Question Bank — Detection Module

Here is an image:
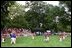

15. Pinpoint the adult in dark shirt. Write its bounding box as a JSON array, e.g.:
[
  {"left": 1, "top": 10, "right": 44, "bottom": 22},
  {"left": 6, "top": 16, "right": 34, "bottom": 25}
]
[{"left": 10, "top": 30, "right": 16, "bottom": 44}]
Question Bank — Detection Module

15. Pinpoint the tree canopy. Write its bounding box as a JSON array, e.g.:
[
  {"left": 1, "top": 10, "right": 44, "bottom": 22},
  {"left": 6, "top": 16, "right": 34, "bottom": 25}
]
[{"left": 1, "top": 1, "right": 71, "bottom": 32}]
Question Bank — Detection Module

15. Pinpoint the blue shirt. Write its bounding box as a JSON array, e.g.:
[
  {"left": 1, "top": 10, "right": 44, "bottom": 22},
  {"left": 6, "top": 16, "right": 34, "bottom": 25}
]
[{"left": 10, "top": 33, "right": 16, "bottom": 38}]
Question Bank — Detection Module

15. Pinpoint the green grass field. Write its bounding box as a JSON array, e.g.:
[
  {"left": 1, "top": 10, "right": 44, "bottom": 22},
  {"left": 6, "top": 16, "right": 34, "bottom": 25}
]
[{"left": 1, "top": 35, "right": 71, "bottom": 47}]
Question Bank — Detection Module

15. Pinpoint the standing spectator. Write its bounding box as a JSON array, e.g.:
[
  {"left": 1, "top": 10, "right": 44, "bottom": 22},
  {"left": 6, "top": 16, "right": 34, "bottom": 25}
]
[
  {"left": 59, "top": 32, "right": 63, "bottom": 42},
  {"left": 44, "top": 30, "right": 51, "bottom": 42}
]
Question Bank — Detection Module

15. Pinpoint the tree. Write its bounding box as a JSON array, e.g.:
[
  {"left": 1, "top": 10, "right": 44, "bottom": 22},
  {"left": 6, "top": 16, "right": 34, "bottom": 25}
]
[
  {"left": 24, "top": 1, "right": 48, "bottom": 31},
  {"left": 24, "top": 1, "right": 71, "bottom": 32},
  {"left": 5, "top": 2, "right": 27, "bottom": 28},
  {"left": 1, "top": 1, "right": 15, "bottom": 27},
  {"left": 59, "top": 1, "right": 71, "bottom": 32},
  {"left": 59, "top": 1, "right": 71, "bottom": 12},
  {"left": 1, "top": 1, "right": 71, "bottom": 32}
]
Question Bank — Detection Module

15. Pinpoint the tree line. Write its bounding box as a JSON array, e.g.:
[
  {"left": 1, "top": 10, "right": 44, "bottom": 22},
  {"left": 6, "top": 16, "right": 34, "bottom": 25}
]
[{"left": 1, "top": 1, "right": 71, "bottom": 32}]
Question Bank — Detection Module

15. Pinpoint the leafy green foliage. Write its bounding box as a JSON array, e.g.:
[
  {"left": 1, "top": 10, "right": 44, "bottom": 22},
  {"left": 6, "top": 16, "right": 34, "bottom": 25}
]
[{"left": 1, "top": 1, "right": 71, "bottom": 32}]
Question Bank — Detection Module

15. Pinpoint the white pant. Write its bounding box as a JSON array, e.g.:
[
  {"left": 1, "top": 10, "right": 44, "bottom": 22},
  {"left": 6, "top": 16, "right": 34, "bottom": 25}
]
[
  {"left": 11, "top": 38, "right": 16, "bottom": 44},
  {"left": 44, "top": 37, "right": 49, "bottom": 41},
  {"left": 32, "top": 36, "right": 34, "bottom": 39},
  {"left": 60, "top": 38, "right": 62, "bottom": 42},
  {"left": 63, "top": 36, "right": 65, "bottom": 39},
  {"left": 2, "top": 38, "right": 5, "bottom": 42},
  {"left": 47, "top": 37, "right": 49, "bottom": 41}
]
